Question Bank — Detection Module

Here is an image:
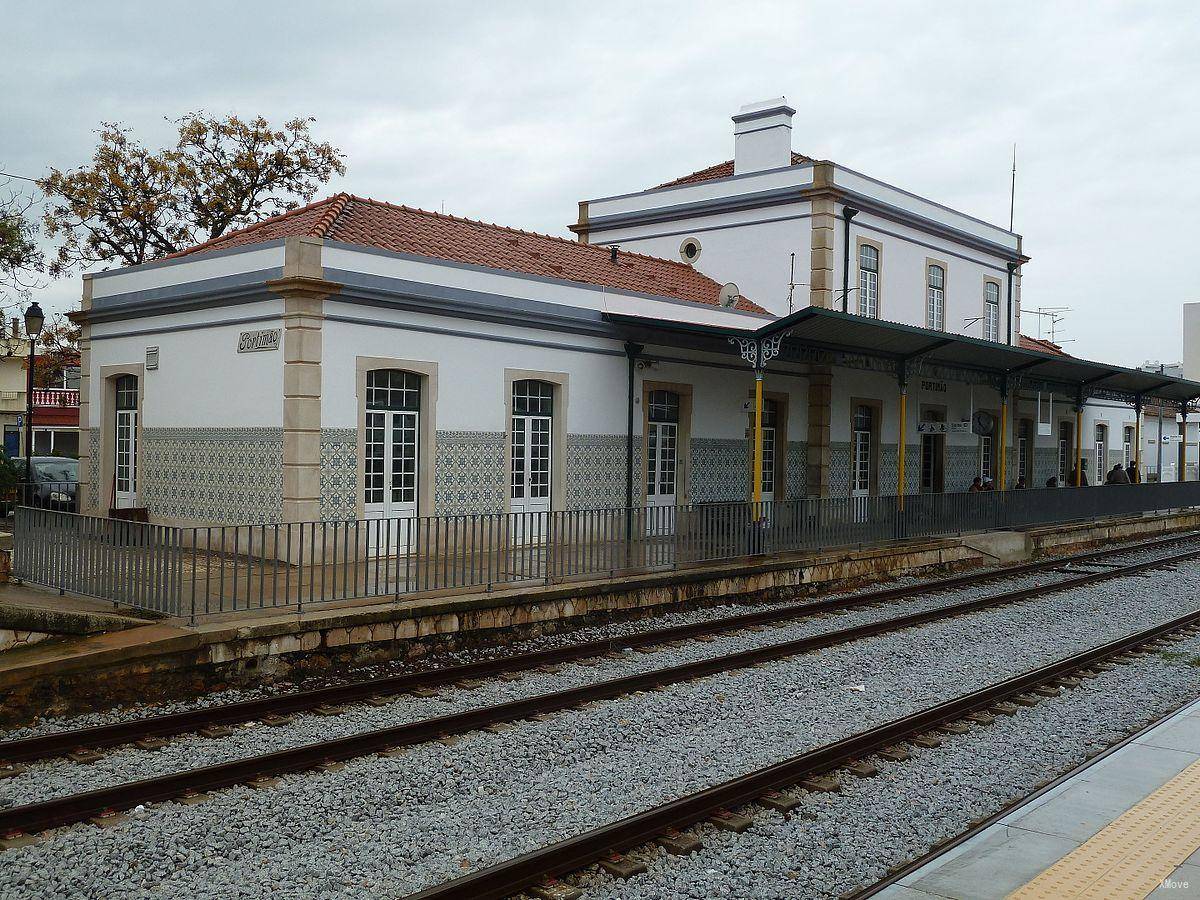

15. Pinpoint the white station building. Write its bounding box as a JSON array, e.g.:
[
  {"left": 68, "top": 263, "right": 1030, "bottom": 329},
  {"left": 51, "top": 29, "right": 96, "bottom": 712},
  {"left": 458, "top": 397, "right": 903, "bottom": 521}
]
[{"left": 74, "top": 99, "right": 1200, "bottom": 527}]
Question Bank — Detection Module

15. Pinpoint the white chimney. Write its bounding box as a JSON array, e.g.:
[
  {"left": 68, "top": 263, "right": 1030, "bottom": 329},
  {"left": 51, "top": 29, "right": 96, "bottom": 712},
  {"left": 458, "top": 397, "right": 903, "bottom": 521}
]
[{"left": 732, "top": 97, "right": 795, "bottom": 176}]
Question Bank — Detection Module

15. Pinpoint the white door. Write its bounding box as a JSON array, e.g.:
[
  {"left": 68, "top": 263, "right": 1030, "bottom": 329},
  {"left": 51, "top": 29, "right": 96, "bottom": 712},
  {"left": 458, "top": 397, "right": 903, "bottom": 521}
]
[
  {"left": 851, "top": 404, "right": 873, "bottom": 521},
  {"left": 759, "top": 423, "right": 776, "bottom": 504},
  {"left": 646, "top": 422, "right": 678, "bottom": 534},
  {"left": 510, "top": 414, "right": 551, "bottom": 543},
  {"left": 114, "top": 409, "right": 138, "bottom": 509},
  {"left": 510, "top": 380, "right": 554, "bottom": 545},
  {"left": 113, "top": 374, "right": 139, "bottom": 509},
  {"left": 363, "top": 370, "right": 420, "bottom": 554},
  {"left": 645, "top": 390, "right": 681, "bottom": 535}
]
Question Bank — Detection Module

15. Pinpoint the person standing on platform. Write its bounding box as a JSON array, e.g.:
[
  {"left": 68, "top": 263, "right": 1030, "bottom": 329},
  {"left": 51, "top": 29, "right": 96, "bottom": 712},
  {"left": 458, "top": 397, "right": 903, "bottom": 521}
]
[{"left": 1106, "top": 463, "right": 1130, "bottom": 484}]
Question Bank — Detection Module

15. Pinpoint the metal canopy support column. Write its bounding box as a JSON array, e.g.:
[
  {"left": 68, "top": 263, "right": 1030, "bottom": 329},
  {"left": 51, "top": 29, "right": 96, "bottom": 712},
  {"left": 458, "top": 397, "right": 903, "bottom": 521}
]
[
  {"left": 897, "top": 363, "right": 909, "bottom": 511},
  {"left": 1180, "top": 403, "right": 1190, "bottom": 482},
  {"left": 730, "top": 332, "right": 787, "bottom": 517},
  {"left": 999, "top": 375, "right": 1010, "bottom": 491},
  {"left": 1134, "top": 395, "right": 1143, "bottom": 483},
  {"left": 1074, "top": 388, "right": 1085, "bottom": 487}
]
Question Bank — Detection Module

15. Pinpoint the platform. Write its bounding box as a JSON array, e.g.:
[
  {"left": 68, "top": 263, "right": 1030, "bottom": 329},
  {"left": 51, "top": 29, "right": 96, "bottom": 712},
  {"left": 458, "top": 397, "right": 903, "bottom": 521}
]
[{"left": 877, "top": 697, "right": 1200, "bottom": 900}]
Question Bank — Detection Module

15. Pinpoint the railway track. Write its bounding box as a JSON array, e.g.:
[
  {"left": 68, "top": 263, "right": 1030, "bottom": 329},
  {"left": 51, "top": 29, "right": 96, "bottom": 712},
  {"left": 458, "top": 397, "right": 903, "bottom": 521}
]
[
  {"left": 403, "top": 609, "right": 1200, "bottom": 900},
  {"left": 2, "top": 531, "right": 1195, "bottom": 768},
  {"left": 1, "top": 535, "right": 1197, "bottom": 845},
  {"left": 847, "top": 696, "right": 1199, "bottom": 900}
]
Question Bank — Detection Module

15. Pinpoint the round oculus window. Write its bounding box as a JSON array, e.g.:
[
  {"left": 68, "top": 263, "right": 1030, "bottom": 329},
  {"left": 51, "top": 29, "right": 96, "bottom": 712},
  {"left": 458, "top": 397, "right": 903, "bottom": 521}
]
[{"left": 678, "top": 237, "right": 702, "bottom": 263}]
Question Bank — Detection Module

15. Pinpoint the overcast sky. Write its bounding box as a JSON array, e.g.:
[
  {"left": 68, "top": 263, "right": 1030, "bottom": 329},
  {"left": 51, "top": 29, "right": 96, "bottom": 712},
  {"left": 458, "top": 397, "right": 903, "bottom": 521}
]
[{"left": 2, "top": 1, "right": 1196, "bottom": 366}]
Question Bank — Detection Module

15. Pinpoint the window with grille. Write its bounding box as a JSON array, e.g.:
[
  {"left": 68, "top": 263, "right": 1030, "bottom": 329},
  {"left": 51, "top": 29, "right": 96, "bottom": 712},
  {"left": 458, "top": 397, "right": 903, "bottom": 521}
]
[
  {"left": 366, "top": 369, "right": 420, "bottom": 411},
  {"left": 1124, "top": 426, "right": 1134, "bottom": 466},
  {"left": 115, "top": 375, "right": 138, "bottom": 411},
  {"left": 512, "top": 379, "right": 553, "bottom": 416},
  {"left": 858, "top": 245, "right": 879, "bottom": 318},
  {"left": 926, "top": 264, "right": 945, "bottom": 330},
  {"left": 647, "top": 390, "right": 680, "bottom": 423},
  {"left": 984, "top": 282, "right": 1000, "bottom": 342}
]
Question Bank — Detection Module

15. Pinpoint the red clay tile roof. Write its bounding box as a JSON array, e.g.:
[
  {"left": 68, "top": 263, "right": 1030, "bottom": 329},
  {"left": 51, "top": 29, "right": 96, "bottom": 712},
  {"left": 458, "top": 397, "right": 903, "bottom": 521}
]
[
  {"left": 1018, "top": 334, "right": 1069, "bottom": 356},
  {"left": 167, "top": 194, "right": 769, "bottom": 314},
  {"left": 655, "top": 152, "right": 814, "bottom": 189}
]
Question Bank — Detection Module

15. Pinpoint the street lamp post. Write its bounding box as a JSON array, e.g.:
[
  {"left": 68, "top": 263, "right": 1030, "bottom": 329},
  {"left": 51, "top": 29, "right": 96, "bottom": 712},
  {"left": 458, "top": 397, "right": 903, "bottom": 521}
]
[{"left": 23, "top": 302, "right": 44, "bottom": 465}]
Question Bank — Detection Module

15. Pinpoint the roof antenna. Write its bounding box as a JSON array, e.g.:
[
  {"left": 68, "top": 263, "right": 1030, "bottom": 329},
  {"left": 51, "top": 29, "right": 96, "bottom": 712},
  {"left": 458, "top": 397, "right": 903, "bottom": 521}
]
[
  {"left": 610, "top": 245, "right": 619, "bottom": 264},
  {"left": 1008, "top": 143, "right": 1017, "bottom": 232},
  {"left": 787, "top": 252, "right": 797, "bottom": 315}
]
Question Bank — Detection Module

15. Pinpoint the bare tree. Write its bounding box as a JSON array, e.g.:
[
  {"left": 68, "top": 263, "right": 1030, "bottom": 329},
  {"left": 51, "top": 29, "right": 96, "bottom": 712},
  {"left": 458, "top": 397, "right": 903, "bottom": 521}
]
[{"left": 39, "top": 113, "right": 345, "bottom": 275}]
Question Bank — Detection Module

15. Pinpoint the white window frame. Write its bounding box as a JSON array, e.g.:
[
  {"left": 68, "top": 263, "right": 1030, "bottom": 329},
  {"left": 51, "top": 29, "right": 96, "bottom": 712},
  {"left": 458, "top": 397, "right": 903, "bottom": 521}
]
[
  {"left": 858, "top": 243, "right": 880, "bottom": 319},
  {"left": 926, "top": 263, "right": 945, "bottom": 331},
  {"left": 983, "top": 281, "right": 1001, "bottom": 342}
]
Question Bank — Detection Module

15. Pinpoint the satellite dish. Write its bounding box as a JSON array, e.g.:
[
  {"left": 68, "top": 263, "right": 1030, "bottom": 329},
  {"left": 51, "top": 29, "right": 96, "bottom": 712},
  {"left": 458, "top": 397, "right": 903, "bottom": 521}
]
[
  {"left": 972, "top": 411, "right": 996, "bottom": 436},
  {"left": 719, "top": 282, "right": 741, "bottom": 308}
]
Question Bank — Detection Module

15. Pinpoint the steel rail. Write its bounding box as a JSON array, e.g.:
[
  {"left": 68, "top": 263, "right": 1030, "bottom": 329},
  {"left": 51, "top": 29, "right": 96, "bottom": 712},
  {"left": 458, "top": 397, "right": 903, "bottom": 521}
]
[
  {"left": 2, "top": 532, "right": 1194, "bottom": 766},
  {"left": 401, "top": 608, "right": 1200, "bottom": 900},
  {"left": 1, "top": 544, "right": 1196, "bottom": 839},
  {"left": 848, "top": 695, "right": 1200, "bottom": 899}
]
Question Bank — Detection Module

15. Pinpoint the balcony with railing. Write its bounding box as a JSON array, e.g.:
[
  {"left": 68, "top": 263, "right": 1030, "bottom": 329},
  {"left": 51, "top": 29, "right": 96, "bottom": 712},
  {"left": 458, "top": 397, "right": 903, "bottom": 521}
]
[{"left": 31, "top": 388, "right": 80, "bottom": 408}]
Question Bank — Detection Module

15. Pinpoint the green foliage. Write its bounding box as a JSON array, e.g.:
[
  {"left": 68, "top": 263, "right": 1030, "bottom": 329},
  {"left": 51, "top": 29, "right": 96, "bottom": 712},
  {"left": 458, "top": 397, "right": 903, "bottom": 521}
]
[{"left": 39, "top": 113, "right": 346, "bottom": 275}]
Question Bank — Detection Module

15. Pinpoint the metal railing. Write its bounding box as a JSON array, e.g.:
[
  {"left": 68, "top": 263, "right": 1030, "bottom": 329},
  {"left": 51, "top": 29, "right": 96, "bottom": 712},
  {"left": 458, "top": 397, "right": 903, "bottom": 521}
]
[
  {"left": 14, "top": 481, "right": 1200, "bottom": 621},
  {"left": 1, "top": 481, "right": 79, "bottom": 517}
]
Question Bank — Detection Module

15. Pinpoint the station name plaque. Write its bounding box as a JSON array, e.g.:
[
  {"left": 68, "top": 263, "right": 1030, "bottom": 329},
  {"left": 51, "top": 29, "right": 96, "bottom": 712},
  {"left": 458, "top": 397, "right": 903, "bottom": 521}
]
[{"left": 237, "top": 329, "right": 282, "bottom": 353}]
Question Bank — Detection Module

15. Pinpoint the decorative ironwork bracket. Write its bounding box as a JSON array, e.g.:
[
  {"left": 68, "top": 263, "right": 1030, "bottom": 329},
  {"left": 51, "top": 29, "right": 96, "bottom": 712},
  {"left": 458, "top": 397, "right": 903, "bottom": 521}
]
[{"left": 728, "top": 331, "right": 787, "bottom": 371}]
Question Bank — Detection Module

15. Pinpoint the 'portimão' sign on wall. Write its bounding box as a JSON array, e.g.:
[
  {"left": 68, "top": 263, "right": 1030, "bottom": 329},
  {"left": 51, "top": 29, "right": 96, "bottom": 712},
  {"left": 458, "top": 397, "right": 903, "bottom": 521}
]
[{"left": 237, "top": 329, "right": 282, "bottom": 353}]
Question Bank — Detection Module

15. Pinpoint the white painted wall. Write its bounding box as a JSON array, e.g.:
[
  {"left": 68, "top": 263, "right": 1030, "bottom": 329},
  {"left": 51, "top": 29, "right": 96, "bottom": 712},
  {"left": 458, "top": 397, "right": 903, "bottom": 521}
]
[
  {"left": 837, "top": 206, "right": 1017, "bottom": 343},
  {"left": 322, "top": 246, "right": 771, "bottom": 331},
  {"left": 587, "top": 205, "right": 811, "bottom": 316},
  {"left": 88, "top": 302, "right": 285, "bottom": 427},
  {"left": 89, "top": 245, "right": 285, "bottom": 300},
  {"left": 1183, "top": 302, "right": 1200, "bottom": 381}
]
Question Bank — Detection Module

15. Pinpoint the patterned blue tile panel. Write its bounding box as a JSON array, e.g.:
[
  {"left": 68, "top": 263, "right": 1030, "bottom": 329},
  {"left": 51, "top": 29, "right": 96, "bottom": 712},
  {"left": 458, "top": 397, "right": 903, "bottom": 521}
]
[
  {"left": 434, "top": 430, "right": 506, "bottom": 516},
  {"left": 140, "top": 427, "right": 283, "bottom": 524},
  {"left": 690, "top": 437, "right": 749, "bottom": 503}
]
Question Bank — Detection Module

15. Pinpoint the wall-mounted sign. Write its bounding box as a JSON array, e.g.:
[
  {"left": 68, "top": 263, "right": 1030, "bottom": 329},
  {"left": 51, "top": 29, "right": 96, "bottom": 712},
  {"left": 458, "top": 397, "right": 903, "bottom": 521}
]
[
  {"left": 146, "top": 346, "right": 159, "bottom": 370},
  {"left": 921, "top": 380, "right": 947, "bottom": 393},
  {"left": 237, "top": 329, "right": 281, "bottom": 353},
  {"left": 950, "top": 422, "right": 972, "bottom": 434},
  {"left": 917, "top": 421, "right": 948, "bottom": 434}
]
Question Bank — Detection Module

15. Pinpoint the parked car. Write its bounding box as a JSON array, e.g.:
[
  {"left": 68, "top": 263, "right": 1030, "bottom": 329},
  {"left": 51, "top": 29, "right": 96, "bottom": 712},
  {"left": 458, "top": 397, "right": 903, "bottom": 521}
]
[{"left": 10, "top": 457, "right": 79, "bottom": 512}]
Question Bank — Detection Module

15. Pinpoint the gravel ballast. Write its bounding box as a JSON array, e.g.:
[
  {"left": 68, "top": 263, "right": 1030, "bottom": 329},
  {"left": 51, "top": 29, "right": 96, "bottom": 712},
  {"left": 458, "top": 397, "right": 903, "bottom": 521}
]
[
  {"left": 571, "top": 646, "right": 1200, "bottom": 900},
  {"left": 2, "top": 558, "right": 1200, "bottom": 898},
  {"left": 0, "top": 554, "right": 1190, "bottom": 808}
]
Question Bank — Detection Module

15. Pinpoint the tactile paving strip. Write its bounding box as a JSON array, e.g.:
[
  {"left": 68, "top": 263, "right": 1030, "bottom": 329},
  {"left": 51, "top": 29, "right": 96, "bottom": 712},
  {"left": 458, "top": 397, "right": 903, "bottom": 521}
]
[{"left": 1008, "top": 757, "right": 1200, "bottom": 899}]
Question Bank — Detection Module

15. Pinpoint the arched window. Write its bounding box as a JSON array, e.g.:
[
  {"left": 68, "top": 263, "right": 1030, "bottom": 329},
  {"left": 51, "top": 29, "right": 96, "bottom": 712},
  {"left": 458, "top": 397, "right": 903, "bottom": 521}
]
[
  {"left": 926, "top": 264, "right": 945, "bottom": 330},
  {"left": 858, "top": 245, "right": 879, "bottom": 318},
  {"left": 984, "top": 282, "right": 1001, "bottom": 341}
]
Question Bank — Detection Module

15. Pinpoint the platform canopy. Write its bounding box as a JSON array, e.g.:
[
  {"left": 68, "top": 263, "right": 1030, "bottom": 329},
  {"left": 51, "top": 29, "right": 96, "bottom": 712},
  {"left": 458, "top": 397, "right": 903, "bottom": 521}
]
[{"left": 604, "top": 306, "right": 1200, "bottom": 406}]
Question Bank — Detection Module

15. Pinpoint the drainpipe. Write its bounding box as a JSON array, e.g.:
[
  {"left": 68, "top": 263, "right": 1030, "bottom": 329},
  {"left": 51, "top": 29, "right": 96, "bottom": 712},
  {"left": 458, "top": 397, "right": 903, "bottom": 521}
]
[
  {"left": 1005, "top": 262, "right": 1017, "bottom": 345},
  {"left": 841, "top": 208, "right": 858, "bottom": 313},
  {"left": 624, "top": 342, "right": 642, "bottom": 509}
]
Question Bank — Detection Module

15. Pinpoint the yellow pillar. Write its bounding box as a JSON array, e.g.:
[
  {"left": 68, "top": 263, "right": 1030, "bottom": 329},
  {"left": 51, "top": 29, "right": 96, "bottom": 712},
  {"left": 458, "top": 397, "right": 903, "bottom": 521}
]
[
  {"left": 999, "top": 396, "right": 1008, "bottom": 491},
  {"left": 752, "top": 371, "right": 764, "bottom": 508},
  {"left": 897, "top": 388, "right": 907, "bottom": 511},
  {"left": 1075, "top": 406, "right": 1083, "bottom": 486}
]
